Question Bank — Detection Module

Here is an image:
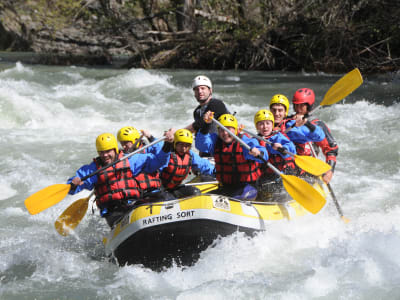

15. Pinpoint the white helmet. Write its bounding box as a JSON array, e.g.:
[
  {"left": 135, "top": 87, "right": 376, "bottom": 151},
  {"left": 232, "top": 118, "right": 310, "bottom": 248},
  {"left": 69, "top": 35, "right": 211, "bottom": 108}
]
[{"left": 192, "top": 75, "right": 212, "bottom": 89}]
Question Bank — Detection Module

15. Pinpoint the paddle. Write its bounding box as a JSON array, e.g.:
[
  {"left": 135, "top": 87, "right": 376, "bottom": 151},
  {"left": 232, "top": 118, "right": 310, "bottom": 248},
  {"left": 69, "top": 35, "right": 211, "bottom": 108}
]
[
  {"left": 242, "top": 128, "right": 331, "bottom": 176},
  {"left": 54, "top": 192, "right": 94, "bottom": 236},
  {"left": 212, "top": 118, "right": 326, "bottom": 214},
  {"left": 308, "top": 143, "right": 350, "bottom": 223},
  {"left": 24, "top": 136, "right": 166, "bottom": 215},
  {"left": 184, "top": 181, "right": 219, "bottom": 186},
  {"left": 284, "top": 68, "right": 363, "bottom": 133},
  {"left": 327, "top": 183, "right": 350, "bottom": 223}
]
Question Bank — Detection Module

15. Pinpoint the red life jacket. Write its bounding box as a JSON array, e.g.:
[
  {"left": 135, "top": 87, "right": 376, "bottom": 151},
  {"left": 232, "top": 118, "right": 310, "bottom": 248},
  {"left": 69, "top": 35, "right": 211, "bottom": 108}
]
[
  {"left": 161, "top": 152, "right": 192, "bottom": 189},
  {"left": 122, "top": 144, "right": 163, "bottom": 193},
  {"left": 273, "top": 118, "right": 292, "bottom": 139},
  {"left": 134, "top": 171, "right": 162, "bottom": 192},
  {"left": 258, "top": 138, "right": 296, "bottom": 174},
  {"left": 214, "top": 139, "right": 261, "bottom": 185},
  {"left": 94, "top": 152, "right": 142, "bottom": 206}
]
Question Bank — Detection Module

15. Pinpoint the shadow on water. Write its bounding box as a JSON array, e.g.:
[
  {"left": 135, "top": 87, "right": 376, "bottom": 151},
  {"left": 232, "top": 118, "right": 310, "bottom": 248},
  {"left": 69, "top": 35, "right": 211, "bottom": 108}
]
[{"left": 0, "top": 261, "right": 37, "bottom": 284}]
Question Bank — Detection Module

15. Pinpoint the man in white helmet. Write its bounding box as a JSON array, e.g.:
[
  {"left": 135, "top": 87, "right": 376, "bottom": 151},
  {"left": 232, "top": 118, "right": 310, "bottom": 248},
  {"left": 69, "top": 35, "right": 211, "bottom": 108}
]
[{"left": 186, "top": 75, "right": 229, "bottom": 157}]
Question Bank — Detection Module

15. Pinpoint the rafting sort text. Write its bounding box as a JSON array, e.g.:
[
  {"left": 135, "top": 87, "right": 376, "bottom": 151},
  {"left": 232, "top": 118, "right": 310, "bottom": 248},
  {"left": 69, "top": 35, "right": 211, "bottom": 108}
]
[{"left": 142, "top": 210, "right": 195, "bottom": 225}]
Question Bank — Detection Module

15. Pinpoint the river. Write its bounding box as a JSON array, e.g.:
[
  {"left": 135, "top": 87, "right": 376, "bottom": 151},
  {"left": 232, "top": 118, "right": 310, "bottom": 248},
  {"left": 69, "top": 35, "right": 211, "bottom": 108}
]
[{"left": 0, "top": 60, "right": 399, "bottom": 299}]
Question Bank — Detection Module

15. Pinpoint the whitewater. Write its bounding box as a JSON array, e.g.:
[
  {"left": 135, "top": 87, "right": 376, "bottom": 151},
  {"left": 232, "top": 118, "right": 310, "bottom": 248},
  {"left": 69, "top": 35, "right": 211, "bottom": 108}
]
[{"left": 0, "top": 61, "right": 399, "bottom": 299}]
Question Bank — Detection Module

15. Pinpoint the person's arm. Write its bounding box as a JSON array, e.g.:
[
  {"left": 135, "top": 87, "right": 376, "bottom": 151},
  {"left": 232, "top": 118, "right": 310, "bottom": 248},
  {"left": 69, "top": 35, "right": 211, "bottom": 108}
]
[
  {"left": 195, "top": 131, "right": 218, "bottom": 154},
  {"left": 313, "top": 120, "right": 338, "bottom": 170},
  {"left": 130, "top": 130, "right": 175, "bottom": 174},
  {"left": 265, "top": 134, "right": 293, "bottom": 159},
  {"left": 242, "top": 135, "right": 269, "bottom": 162},
  {"left": 286, "top": 120, "right": 325, "bottom": 143},
  {"left": 190, "top": 150, "right": 216, "bottom": 176},
  {"left": 141, "top": 129, "right": 156, "bottom": 143},
  {"left": 67, "top": 162, "right": 98, "bottom": 194}
]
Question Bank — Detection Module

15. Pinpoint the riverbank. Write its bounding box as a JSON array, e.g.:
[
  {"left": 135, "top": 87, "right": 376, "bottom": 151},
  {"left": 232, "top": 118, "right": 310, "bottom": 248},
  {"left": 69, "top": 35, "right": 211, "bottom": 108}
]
[{"left": 0, "top": 1, "right": 398, "bottom": 74}]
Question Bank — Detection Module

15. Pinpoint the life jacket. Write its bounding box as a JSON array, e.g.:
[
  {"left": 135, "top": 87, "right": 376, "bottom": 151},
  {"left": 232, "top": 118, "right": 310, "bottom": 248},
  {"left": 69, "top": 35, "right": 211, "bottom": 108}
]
[
  {"left": 214, "top": 139, "right": 261, "bottom": 185},
  {"left": 94, "top": 152, "right": 142, "bottom": 206},
  {"left": 161, "top": 152, "right": 192, "bottom": 189},
  {"left": 134, "top": 172, "right": 162, "bottom": 192},
  {"left": 273, "top": 118, "right": 293, "bottom": 139},
  {"left": 122, "top": 145, "right": 162, "bottom": 192},
  {"left": 258, "top": 138, "right": 296, "bottom": 174}
]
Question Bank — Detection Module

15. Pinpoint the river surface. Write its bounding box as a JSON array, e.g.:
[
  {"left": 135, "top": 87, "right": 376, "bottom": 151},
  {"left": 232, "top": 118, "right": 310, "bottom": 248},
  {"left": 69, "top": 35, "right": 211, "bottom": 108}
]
[{"left": 0, "top": 60, "right": 399, "bottom": 299}]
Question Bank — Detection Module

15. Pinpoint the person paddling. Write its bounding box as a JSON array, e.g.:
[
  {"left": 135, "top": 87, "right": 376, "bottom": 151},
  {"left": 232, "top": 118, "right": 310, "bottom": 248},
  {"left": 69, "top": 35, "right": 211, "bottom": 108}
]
[
  {"left": 160, "top": 129, "right": 215, "bottom": 198},
  {"left": 291, "top": 88, "right": 338, "bottom": 184},
  {"left": 67, "top": 131, "right": 174, "bottom": 227},
  {"left": 252, "top": 109, "right": 297, "bottom": 200},
  {"left": 254, "top": 109, "right": 297, "bottom": 176},
  {"left": 268, "top": 93, "right": 326, "bottom": 179},
  {"left": 195, "top": 112, "right": 268, "bottom": 200}
]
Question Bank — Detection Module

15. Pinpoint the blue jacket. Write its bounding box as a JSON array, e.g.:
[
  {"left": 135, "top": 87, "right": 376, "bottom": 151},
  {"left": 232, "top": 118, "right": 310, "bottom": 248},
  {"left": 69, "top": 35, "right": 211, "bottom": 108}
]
[
  {"left": 67, "top": 150, "right": 170, "bottom": 195},
  {"left": 188, "top": 149, "right": 215, "bottom": 175},
  {"left": 285, "top": 120, "right": 325, "bottom": 144},
  {"left": 264, "top": 132, "right": 296, "bottom": 159},
  {"left": 195, "top": 132, "right": 269, "bottom": 163}
]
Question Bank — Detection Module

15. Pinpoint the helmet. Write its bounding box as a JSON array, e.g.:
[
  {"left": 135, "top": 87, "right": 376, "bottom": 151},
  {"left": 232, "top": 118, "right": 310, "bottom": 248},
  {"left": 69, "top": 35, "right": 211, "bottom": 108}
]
[
  {"left": 117, "top": 126, "right": 140, "bottom": 143},
  {"left": 218, "top": 114, "right": 238, "bottom": 134},
  {"left": 96, "top": 133, "right": 119, "bottom": 154},
  {"left": 292, "top": 88, "right": 315, "bottom": 107},
  {"left": 254, "top": 109, "right": 274, "bottom": 127},
  {"left": 174, "top": 129, "right": 193, "bottom": 147},
  {"left": 192, "top": 75, "right": 212, "bottom": 89},
  {"left": 269, "top": 94, "right": 289, "bottom": 116}
]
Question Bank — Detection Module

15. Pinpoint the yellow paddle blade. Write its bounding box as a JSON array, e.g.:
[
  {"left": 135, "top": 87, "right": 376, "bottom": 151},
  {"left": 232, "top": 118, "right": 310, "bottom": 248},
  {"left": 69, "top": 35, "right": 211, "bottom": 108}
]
[
  {"left": 54, "top": 196, "right": 90, "bottom": 236},
  {"left": 321, "top": 68, "right": 363, "bottom": 106},
  {"left": 294, "top": 155, "right": 331, "bottom": 176},
  {"left": 25, "top": 184, "right": 71, "bottom": 215},
  {"left": 341, "top": 216, "right": 351, "bottom": 223},
  {"left": 281, "top": 174, "right": 326, "bottom": 214}
]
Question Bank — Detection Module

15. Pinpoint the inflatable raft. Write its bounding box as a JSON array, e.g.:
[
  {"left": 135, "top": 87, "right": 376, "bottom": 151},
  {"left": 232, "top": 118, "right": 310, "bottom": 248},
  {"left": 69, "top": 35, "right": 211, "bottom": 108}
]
[{"left": 103, "top": 182, "right": 325, "bottom": 270}]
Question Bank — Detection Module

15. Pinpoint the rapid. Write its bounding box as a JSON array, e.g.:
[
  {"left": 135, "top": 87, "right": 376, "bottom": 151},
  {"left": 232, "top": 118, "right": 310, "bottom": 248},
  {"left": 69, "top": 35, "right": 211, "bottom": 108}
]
[{"left": 0, "top": 61, "right": 399, "bottom": 299}]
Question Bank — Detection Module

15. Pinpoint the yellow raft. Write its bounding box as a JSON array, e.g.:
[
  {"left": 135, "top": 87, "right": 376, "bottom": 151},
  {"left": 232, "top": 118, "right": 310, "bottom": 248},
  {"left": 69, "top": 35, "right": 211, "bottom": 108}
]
[{"left": 103, "top": 182, "right": 325, "bottom": 270}]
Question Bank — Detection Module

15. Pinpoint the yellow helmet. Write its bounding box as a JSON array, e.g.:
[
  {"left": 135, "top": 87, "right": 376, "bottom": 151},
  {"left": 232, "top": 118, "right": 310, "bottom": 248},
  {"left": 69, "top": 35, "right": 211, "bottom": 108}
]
[
  {"left": 117, "top": 126, "right": 140, "bottom": 143},
  {"left": 96, "top": 133, "right": 119, "bottom": 154},
  {"left": 218, "top": 114, "right": 238, "bottom": 134},
  {"left": 269, "top": 94, "right": 289, "bottom": 116},
  {"left": 174, "top": 129, "right": 193, "bottom": 147},
  {"left": 254, "top": 109, "right": 275, "bottom": 127}
]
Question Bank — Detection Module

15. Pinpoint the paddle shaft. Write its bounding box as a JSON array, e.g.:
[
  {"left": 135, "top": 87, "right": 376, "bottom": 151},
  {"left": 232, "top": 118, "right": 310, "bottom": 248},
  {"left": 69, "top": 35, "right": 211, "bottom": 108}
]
[
  {"left": 184, "top": 181, "right": 218, "bottom": 186},
  {"left": 308, "top": 142, "right": 347, "bottom": 220},
  {"left": 242, "top": 128, "right": 295, "bottom": 156},
  {"left": 284, "top": 68, "right": 363, "bottom": 134},
  {"left": 79, "top": 136, "right": 166, "bottom": 182}
]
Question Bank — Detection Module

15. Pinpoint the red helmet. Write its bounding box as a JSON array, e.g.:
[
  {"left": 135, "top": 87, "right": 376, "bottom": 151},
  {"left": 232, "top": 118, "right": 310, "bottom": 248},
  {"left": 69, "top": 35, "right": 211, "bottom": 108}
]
[{"left": 292, "top": 88, "right": 315, "bottom": 106}]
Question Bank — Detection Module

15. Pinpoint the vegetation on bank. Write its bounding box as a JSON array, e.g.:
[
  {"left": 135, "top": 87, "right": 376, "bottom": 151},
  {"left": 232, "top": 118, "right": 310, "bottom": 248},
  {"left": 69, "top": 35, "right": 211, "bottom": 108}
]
[{"left": 0, "top": 0, "right": 399, "bottom": 73}]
